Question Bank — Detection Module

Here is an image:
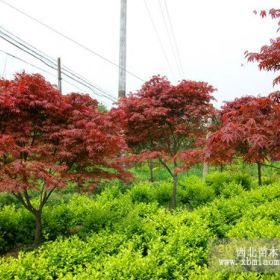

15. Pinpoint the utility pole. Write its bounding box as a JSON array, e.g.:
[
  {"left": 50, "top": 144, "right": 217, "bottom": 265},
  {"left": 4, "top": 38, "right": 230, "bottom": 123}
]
[
  {"left": 118, "top": 0, "right": 127, "bottom": 98},
  {"left": 202, "top": 118, "right": 212, "bottom": 181},
  {"left": 57, "top": 57, "right": 62, "bottom": 93}
]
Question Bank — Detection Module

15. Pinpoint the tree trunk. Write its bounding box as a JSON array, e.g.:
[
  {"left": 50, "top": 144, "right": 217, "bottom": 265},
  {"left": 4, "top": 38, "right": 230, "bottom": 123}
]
[
  {"left": 148, "top": 160, "right": 154, "bottom": 182},
  {"left": 257, "top": 162, "right": 262, "bottom": 186},
  {"left": 33, "top": 210, "right": 42, "bottom": 247},
  {"left": 203, "top": 130, "right": 210, "bottom": 180},
  {"left": 202, "top": 162, "right": 209, "bottom": 181},
  {"left": 171, "top": 174, "right": 177, "bottom": 209},
  {"left": 220, "top": 164, "right": 224, "bottom": 172}
]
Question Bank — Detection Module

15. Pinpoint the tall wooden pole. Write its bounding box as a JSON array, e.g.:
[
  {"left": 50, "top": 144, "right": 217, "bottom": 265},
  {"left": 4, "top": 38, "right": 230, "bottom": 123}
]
[
  {"left": 57, "top": 57, "right": 62, "bottom": 93},
  {"left": 118, "top": 0, "right": 127, "bottom": 98},
  {"left": 203, "top": 118, "right": 212, "bottom": 181}
]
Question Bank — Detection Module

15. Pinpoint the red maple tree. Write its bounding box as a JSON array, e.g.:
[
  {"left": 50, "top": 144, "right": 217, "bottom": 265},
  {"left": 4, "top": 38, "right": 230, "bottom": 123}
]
[
  {"left": 113, "top": 76, "right": 215, "bottom": 208},
  {"left": 205, "top": 94, "right": 279, "bottom": 185},
  {"left": 0, "top": 73, "right": 128, "bottom": 246}
]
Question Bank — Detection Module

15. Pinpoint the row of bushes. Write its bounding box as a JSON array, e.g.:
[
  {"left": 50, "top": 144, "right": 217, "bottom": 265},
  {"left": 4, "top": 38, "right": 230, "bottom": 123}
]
[
  {"left": 0, "top": 188, "right": 136, "bottom": 253},
  {"left": 0, "top": 181, "right": 279, "bottom": 279},
  {"left": 131, "top": 161, "right": 279, "bottom": 186},
  {"left": 0, "top": 169, "right": 269, "bottom": 209},
  {"left": 130, "top": 171, "right": 255, "bottom": 208},
  {"left": 0, "top": 171, "right": 268, "bottom": 254}
]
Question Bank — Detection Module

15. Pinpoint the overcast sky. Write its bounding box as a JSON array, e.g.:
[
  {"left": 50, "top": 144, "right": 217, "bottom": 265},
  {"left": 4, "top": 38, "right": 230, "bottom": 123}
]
[{"left": 0, "top": 0, "right": 279, "bottom": 108}]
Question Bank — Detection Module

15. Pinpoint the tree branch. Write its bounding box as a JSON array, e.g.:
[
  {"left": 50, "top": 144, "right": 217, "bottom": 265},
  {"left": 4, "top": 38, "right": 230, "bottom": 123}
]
[
  {"left": 42, "top": 187, "right": 56, "bottom": 207},
  {"left": 260, "top": 162, "right": 280, "bottom": 170},
  {"left": 30, "top": 130, "right": 37, "bottom": 146},
  {"left": 40, "top": 185, "right": 46, "bottom": 206},
  {"left": 23, "top": 190, "right": 36, "bottom": 213},
  {"left": 158, "top": 157, "right": 174, "bottom": 177},
  {"left": 12, "top": 191, "right": 34, "bottom": 212}
]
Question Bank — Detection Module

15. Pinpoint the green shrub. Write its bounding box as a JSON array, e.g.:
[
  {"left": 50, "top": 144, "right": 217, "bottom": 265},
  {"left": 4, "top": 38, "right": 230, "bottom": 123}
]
[
  {"left": 188, "top": 268, "right": 280, "bottom": 280},
  {"left": 43, "top": 203, "right": 75, "bottom": 240},
  {"left": 130, "top": 182, "right": 156, "bottom": 203},
  {"left": 113, "top": 202, "right": 159, "bottom": 239},
  {"left": 206, "top": 171, "right": 253, "bottom": 195},
  {"left": 0, "top": 193, "right": 19, "bottom": 207},
  {"left": 233, "top": 173, "right": 253, "bottom": 190},
  {"left": 1, "top": 179, "right": 280, "bottom": 278},
  {"left": 178, "top": 176, "right": 215, "bottom": 208},
  {"left": 197, "top": 183, "right": 280, "bottom": 238},
  {"left": 153, "top": 181, "right": 172, "bottom": 205},
  {"left": 262, "top": 174, "right": 279, "bottom": 185},
  {"left": 130, "top": 178, "right": 215, "bottom": 209},
  {"left": 0, "top": 208, "right": 211, "bottom": 279},
  {"left": 0, "top": 205, "right": 34, "bottom": 253},
  {"left": 246, "top": 200, "right": 280, "bottom": 223},
  {"left": 220, "top": 182, "right": 243, "bottom": 198},
  {"left": 94, "top": 179, "right": 128, "bottom": 195},
  {"left": 205, "top": 172, "right": 230, "bottom": 194},
  {"left": 227, "top": 217, "right": 280, "bottom": 238}
]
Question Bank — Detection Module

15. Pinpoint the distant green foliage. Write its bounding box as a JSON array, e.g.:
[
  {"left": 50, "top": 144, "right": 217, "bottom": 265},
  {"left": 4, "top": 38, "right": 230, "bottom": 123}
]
[
  {"left": 97, "top": 103, "right": 108, "bottom": 112},
  {"left": 206, "top": 171, "right": 253, "bottom": 194},
  {"left": 130, "top": 162, "right": 205, "bottom": 183}
]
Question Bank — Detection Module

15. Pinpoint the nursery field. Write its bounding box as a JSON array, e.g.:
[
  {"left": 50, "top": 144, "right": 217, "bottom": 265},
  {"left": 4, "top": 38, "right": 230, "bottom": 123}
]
[
  {"left": 0, "top": 9, "right": 279, "bottom": 278},
  {"left": 0, "top": 164, "right": 279, "bottom": 280}
]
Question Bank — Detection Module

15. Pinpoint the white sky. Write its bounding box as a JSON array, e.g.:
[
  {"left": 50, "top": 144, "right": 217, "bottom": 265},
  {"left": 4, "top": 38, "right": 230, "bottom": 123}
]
[{"left": 0, "top": 0, "right": 279, "bottom": 108}]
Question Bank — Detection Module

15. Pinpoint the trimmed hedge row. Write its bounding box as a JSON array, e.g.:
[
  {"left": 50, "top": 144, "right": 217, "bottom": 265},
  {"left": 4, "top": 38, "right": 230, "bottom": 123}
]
[
  {"left": 0, "top": 178, "right": 279, "bottom": 279},
  {"left": 0, "top": 172, "right": 255, "bottom": 254}
]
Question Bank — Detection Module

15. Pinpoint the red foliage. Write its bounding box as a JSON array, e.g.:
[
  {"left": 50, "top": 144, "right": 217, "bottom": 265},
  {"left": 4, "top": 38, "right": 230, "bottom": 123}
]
[
  {"left": 0, "top": 73, "right": 67, "bottom": 193},
  {"left": 205, "top": 95, "right": 280, "bottom": 164},
  {"left": 113, "top": 75, "right": 216, "bottom": 179},
  {"left": 0, "top": 73, "right": 128, "bottom": 198},
  {"left": 57, "top": 93, "right": 130, "bottom": 189},
  {"left": 245, "top": 9, "right": 280, "bottom": 86},
  {"left": 269, "top": 90, "right": 280, "bottom": 159},
  {"left": 253, "top": 9, "right": 280, "bottom": 20},
  {"left": 174, "top": 150, "right": 203, "bottom": 175}
]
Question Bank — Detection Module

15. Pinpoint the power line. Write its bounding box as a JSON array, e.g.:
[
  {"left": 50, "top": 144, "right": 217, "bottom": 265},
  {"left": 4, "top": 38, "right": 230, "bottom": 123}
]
[
  {"left": 143, "top": 0, "right": 175, "bottom": 79},
  {"left": 0, "top": 36, "right": 116, "bottom": 102},
  {"left": 0, "top": 49, "right": 56, "bottom": 77},
  {"left": 158, "top": 0, "right": 183, "bottom": 78},
  {"left": 162, "top": 0, "right": 185, "bottom": 77},
  {"left": 0, "top": 26, "right": 58, "bottom": 70},
  {"left": 0, "top": 0, "right": 145, "bottom": 83},
  {"left": 0, "top": 49, "right": 89, "bottom": 93},
  {"left": 0, "top": 28, "right": 116, "bottom": 101},
  {"left": 0, "top": 26, "right": 55, "bottom": 64},
  {"left": 0, "top": 32, "right": 57, "bottom": 71},
  {"left": 0, "top": 29, "right": 117, "bottom": 101},
  {"left": 0, "top": 29, "right": 117, "bottom": 102}
]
